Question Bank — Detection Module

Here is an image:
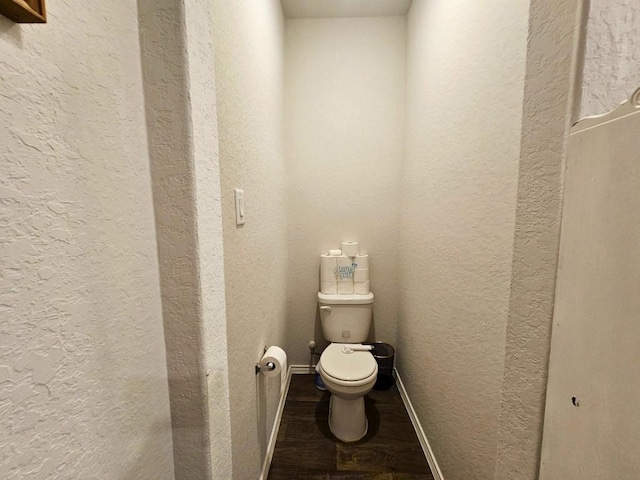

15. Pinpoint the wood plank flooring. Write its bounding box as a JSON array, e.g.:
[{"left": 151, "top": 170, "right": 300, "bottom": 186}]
[{"left": 268, "top": 374, "right": 435, "bottom": 480}]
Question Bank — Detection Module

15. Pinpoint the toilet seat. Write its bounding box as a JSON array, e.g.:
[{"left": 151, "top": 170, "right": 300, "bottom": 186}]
[{"left": 320, "top": 343, "right": 377, "bottom": 385}]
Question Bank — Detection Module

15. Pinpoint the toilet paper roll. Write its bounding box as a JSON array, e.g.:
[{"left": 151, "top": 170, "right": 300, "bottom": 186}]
[
  {"left": 341, "top": 241, "right": 359, "bottom": 257},
  {"left": 354, "top": 281, "right": 370, "bottom": 295},
  {"left": 328, "top": 249, "right": 342, "bottom": 256},
  {"left": 320, "top": 270, "right": 338, "bottom": 288},
  {"left": 322, "top": 266, "right": 337, "bottom": 276},
  {"left": 260, "top": 346, "right": 287, "bottom": 379},
  {"left": 260, "top": 346, "right": 288, "bottom": 396},
  {"left": 338, "top": 280, "right": 354, "bottom": 294},
  {"left": 321, "top": 254, "right": 337, "bottom": 270},
  {"left": 354, "top": 267, "right": 369, "bottom": 283},
  {"left": 320, "top": 254, "right": 338, "bottom": 285},
  {"left": 321, "top": 268, "right": 337, "bottom": 285},
  {"left": 321, "top": 281, "right": 337, "bottom": 294},
  {"left": 354, "top": 254, "right": 369, "bottom": 269}
]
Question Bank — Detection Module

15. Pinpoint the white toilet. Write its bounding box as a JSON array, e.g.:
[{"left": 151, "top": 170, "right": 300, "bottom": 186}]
[{"left": 317, "top": 292, "right": 377, "bottom": 442}]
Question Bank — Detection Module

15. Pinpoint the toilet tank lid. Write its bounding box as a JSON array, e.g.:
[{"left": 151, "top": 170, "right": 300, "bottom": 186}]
[{"left": 317, "top": 292, "right": 374, "bottom": 304}]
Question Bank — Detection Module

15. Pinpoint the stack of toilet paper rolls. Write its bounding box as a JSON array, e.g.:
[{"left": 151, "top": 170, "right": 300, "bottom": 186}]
[
  {"left": 353, "top": 253, "right": 369, "bottom": 294},
  {"left": 320, "top": 241, "right": 370, "bottom": 295},
  {"left": 320, "top": 253, "right": 339, "bottom": 294}
]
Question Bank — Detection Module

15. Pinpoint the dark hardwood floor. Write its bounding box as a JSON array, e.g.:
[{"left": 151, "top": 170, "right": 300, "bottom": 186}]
[{"left": 268, "top": 374, "right": 435, "bottom": 480}]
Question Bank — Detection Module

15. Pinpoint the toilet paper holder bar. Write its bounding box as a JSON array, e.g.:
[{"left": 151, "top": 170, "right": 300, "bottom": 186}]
[
  {"left": 256, "top": 345, "right": 273, "bottom": 375},
  {"left": 255, "top": 362, "right": 276, "bottom": 375}
]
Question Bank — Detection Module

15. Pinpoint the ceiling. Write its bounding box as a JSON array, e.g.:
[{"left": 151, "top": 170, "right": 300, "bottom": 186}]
[{"left": 281, "top": 0, "right": 413, "bottom": 19}]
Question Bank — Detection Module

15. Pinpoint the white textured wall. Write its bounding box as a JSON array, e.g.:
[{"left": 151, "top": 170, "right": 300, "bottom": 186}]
[
  {"left": 581, "top": 0, "right": 640, "bottom": 117},
  {"left": 0, "top": 1, "right": 174, "bottom": 479},
  {"left": 184, "top": 0, "right": 234, "bottom": 476},
  {"left": 211, "top": 1, "right": 287, "bottom": 478},
  {"left": 284, "top": 16, "right": 406, "bottom": 364},
  {"left": 397, "top": 1, "right": 528, "bottom": 479},
  {"left": 494, "top": 1, "right": 583, "bottom": 478},
  {"left": 138, "top": 0, "right": 232, "bottom": 477}
]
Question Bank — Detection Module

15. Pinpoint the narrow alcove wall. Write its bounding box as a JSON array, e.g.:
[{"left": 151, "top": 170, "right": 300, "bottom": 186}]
[
  {"left": 397, "top": 2, "right": 528, "bottom": 479},
  {"left": 211, "top": 1, "right": 288, "bottom": 479},
  {"left": 284, "top": 15, "right": 406, "bottom": 364},
  {"left": 281, "top": 1, "right": 584, "bottom": 480},
  {"left": 192, "top": 0, "right": 586, "bottom": 479}
]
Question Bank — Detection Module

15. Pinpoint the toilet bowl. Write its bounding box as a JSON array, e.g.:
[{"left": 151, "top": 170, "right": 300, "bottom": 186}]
[{"left": 319, "top": 343, "right": 378, "bottom": 442}]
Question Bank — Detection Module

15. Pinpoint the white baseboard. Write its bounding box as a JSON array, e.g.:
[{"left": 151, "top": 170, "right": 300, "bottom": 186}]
[
  {"left": 394, "top": 368, "right": 445, "bottom": 480},
  {"left": 260, "top": 366, "right": 444, "bottom": 480}
]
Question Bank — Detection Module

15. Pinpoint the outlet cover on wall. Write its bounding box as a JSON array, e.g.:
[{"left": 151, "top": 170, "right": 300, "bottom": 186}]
[{"left": 234, "top": 188, "right": 245, "bottom": 226}]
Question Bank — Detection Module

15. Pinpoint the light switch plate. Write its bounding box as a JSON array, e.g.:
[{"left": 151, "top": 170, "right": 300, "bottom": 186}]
[{"left": 234, "top": 188, "right": 245, "bottom": 226}]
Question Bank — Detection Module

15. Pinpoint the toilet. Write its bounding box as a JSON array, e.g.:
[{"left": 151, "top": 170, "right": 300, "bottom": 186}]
[{"left": 317, "top": 292, "right": 377, "bottom": 442}]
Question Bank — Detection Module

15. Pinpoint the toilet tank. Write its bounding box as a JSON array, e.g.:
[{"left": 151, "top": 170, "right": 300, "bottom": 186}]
[{"left": 318, "top": 292, "right": 374, "bottom": 343}]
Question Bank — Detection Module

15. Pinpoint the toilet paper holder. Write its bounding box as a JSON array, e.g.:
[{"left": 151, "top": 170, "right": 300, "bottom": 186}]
[
  {"left": 255, "top": 362, "right": 276, "bottom": 375},
  {"left": 255, "top": 346, "right": 276, "bottom": 374}
]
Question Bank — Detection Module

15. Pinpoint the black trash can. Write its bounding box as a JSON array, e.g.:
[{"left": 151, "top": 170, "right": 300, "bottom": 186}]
[{"left": 366, "top": 342, "right": 395, "bottom": 390}]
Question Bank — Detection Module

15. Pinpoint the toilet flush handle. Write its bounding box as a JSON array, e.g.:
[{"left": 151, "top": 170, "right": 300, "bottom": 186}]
[{"left": 320, "top": 306, "right": 332, "bottom": 312}]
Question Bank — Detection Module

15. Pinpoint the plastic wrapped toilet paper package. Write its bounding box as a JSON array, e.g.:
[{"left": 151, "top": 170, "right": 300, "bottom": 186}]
[
  {"left": 336, "top": 255, "right": 355, "bottom": 294},
  {"left": 319, "top": 241, "right": 370, "bottom": 295}
]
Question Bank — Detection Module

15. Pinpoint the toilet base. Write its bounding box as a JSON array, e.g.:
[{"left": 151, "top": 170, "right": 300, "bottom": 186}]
[{"left": 328, "top": 394, "right": 368, "bottom": 442}]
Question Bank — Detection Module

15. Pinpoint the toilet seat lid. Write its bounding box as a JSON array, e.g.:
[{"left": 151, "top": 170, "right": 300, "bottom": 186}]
[{"left": 320, "top": 343, "right": 377, "bottom": 382}]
